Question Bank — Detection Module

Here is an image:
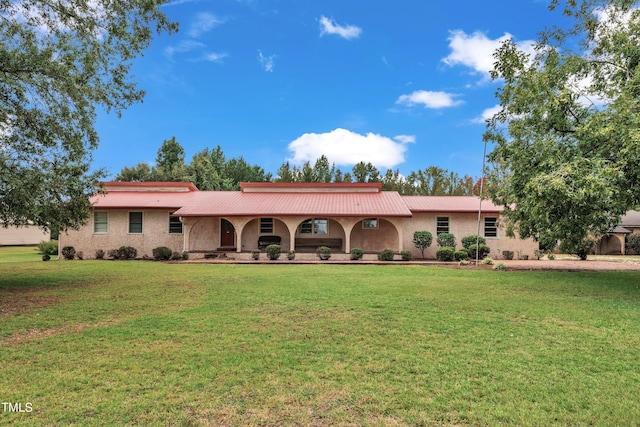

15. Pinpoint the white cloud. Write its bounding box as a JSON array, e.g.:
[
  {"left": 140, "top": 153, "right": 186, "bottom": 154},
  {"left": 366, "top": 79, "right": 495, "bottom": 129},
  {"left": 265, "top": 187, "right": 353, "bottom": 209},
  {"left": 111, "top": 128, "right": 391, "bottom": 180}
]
[
  {"left": 319, "top": 16, "right": 362, "bottom": 40},
  {"left": 258, "top": 50, "right": 276, "bottom": 72},
  {"left": 472, "top": 105, "right": 502, "bottom": 124},
  {"left": 189, "top": 12, "right": 221, "bottom": 37},
  {"left": 394, "top": 134, "right": 416, "bottom": 144},
  {"left": 165, "top": 40, "right": 205, "bottom": 58},
  {"left": 396, "top": 90, "right": 463, "bottom": 109},
  {"left": 442, "top": 30, "right": 535, "bottom": 79},
  {"left": 287, "top": 128, "right": 410, "bottom": 169},
  {"left": 204, "top": 52, "right": 228, "bottom": 63}
]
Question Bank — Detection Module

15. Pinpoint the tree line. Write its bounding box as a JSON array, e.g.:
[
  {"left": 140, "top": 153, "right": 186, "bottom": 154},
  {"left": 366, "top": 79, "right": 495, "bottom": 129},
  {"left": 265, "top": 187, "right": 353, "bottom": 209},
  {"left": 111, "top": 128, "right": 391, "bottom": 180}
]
[{"left": 115, "top": 137, "right": 484, "bottom": 196}]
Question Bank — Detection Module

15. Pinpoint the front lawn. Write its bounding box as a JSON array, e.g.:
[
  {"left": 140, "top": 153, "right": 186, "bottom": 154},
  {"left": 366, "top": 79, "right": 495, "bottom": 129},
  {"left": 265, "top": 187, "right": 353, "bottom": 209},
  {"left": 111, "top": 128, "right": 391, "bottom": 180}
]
[{"left": 1, "top": 254, "right": 639, "bottom": 426}]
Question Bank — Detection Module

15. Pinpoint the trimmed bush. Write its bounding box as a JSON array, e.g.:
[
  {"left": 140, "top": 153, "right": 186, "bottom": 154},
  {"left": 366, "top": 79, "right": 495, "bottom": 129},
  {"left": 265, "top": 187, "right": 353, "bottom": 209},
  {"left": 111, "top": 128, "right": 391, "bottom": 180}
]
[
  {"left": 454, "top": 249, "right": 469, "bottom": 261},
  {"left": 350, "top": 248, "right": 364, "bottom": 260},
  {"left": 95, "top": 249, "right": 105, "bottom": 259},
  {"left": 108, "top": 249, "right": 118, "bottom": 259},
  {"left": 117, "top": 246, "right": 137, "bottom": 260},
  {"left": 378, "top": 248, "right": 395, "bottom": 261},
  {"left": 482, "top": 257, "right": 494, "bottom": 265},
  {"left": 38, "top": 240, "right": 59, "bottom": 256},
  {"left": 171, "top": 251, "right": 182, "bottom": 260},
  {"left": 627, "top": 233, "right": 640, "bottom": 255},
  {"left": 468, "top": 244, "right": 491, "bottom": 260},
  {"left": 251, "top": 249, "right": 261, "bottom": 260},
  {"left": 287, "top": 250, "right": 296, "bottom": 260},
  {"left": 461, "top": 235, "right": 486, "bottom": 250},
  {"left": 42, "top": 254, "right": 51, "bottom": 261},
  {"left": 182, "top": 251, "right": 189, "bottom": 260},
  {"left": 400, "top": 250, "right": 412, "bottom": 261},
  {"left": 435, "top": 246, "right": 455, "bottom": 262},
  {"left": 153, "top": 246, "right": 173, "bottom": 261},
  {"left": 61, "top": 246, "right": 76, "bottom": 260},
  {"left": 436, "top": 233, "right": 456, "bottom": 248},
  {"left": 502, "top": 250, "right": 514, "bottom": 260},
  {"left": 412, "top": 231, "right": 433, "bottom": 258},
  {"left": 265, "top": 244, "right": 282, "bottom": 260},
  {"left": 316, "top": 246, "right": 331, "bottom": 260}
]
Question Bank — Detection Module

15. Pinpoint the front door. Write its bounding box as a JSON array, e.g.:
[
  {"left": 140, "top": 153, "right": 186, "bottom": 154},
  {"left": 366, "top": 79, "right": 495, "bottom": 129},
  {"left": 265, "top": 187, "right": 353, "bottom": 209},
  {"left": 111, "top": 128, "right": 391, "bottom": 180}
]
[{"left": 220, "top": 219, "right": 235, "bottom": 247}]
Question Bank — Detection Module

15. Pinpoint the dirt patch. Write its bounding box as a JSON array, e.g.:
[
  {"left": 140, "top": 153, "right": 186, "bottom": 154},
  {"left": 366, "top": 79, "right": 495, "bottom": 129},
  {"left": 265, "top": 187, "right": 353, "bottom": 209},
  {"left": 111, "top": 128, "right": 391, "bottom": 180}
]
[
  {"left": 0, "top": 287, "right": 62, "bottom": 317},
  {"left": 2, "top": 319, "right": 121, "bottom": 346}
]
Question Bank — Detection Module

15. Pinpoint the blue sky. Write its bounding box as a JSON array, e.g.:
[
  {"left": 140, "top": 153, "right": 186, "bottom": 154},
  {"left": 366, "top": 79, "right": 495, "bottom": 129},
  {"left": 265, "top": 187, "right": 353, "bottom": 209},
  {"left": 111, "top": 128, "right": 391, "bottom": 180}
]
[{"left": 95, "top": 0, "right": 561, "bottom": 180}]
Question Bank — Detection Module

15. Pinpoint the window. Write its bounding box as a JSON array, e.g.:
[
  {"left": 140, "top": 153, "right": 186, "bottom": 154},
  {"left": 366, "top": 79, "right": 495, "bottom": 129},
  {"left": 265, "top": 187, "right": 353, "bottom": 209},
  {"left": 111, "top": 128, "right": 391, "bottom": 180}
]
[
  {"left": 436, "top": 217, "right": 449, "bottom": 235},
  {"left": 129, "top": 212, "right": 143, "bottom": 234},
  {"left": 299, "top": 218, "right": 328, "bottom": 235},
  {"left": 484, "top": 217, "right": 498, "bottom": 237},
  {"left": 169, "top": 213, "right": 182, "bottom": 234},
  {"left": 94, "top": 212, "right": 108, "bottom": 234},
  {"left": 260, "top": 218, "right": 274, "bottom": 234},
  {"left": 363, "top": 218, "right": 378, "bottom": 229}
]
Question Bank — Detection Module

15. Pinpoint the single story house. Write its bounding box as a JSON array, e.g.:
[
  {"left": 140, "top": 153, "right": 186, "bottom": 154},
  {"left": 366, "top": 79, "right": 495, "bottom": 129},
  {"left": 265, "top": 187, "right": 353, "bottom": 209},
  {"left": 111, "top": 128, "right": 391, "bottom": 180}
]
[
  {"left": 596, "top": 210, "right": 640, "bottom": 255},
  {"left": 59, "top": 181, "right": 539, "bottom": 260}
]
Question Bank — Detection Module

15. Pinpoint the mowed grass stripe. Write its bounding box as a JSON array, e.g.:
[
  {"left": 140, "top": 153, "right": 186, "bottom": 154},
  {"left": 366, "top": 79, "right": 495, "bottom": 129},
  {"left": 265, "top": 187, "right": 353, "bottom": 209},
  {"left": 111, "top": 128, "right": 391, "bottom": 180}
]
[{"left": 1, "top": 256, "right": 639, "bottom": 426}]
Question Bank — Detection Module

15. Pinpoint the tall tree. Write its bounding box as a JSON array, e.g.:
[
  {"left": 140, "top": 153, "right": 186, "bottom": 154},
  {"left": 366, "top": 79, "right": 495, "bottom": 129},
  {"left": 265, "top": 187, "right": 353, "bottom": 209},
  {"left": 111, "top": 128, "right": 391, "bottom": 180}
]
[
  {"left": 484, "top": 0, "right": 640, "bottom": 256},
  {"left": 0, "top": 0, "right": 176, "bottom": 230},
  {"left": 155, "top": 136, "right": 186, "bottom": 181},
  {"left": 351, "top": 162, "right": 381, "bottom": 183},
  {"left": 115, "top": 163, "right": 156, "bottom": 182}
]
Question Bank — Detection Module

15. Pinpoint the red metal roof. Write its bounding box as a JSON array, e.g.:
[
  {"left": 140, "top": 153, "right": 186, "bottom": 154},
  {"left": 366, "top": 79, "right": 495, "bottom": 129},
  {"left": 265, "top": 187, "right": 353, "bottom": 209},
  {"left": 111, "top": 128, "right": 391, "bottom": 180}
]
[
  {"left": 91, "top": 182, "right": 503, "bottom": 217},
  {"left": 91, "top": 191, "right": 194, "bottom": 210},
  {"left": 102, "top": 181, "right": 198, "bottom": 192},
  {"left": 402, "top": 196, "right": 503, "bottom": 213},
  {"left": 173, "top": 191, "right": 412, "bottom": 217}
]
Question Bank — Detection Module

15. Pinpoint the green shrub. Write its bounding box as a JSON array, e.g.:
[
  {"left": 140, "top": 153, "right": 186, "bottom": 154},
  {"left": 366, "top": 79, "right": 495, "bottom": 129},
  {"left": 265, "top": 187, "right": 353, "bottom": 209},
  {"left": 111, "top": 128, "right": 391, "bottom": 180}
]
[
  {"left": 547, "top": 253, "right": 555, "bottom": 260},
  {"left": 182, "top": 251, "right": 189, "bottom": 260},
  {"left": 171, "top": 251, "right": 182, "bottom": 260},
  {"left": 38, "top": 240, "right": 59, "bottom": 256},
  {"left": 400, "top": 250, "right": 412, "bottom": 261},
  {"left": 482, "top": 257, "right": 494, "bottom": 265},
  {"left": 459, "top": 259, "right": 470, "bottom": 266},
  {"left": 627, "top": 233, "right": 640, "bottom": 255},
  {"left": 378, "top": 248, "right": 395, "bottom": 261},
  {"left": 559, "top": 236, "right": 597, "bottom": 260},
  {"left": 42, "top": 254, "right": 51, "bottom": 262},
  {"left": 493, "top": 262, "right": 508, "bottom": 270},
  {"left": 468, "top": 244, "right": 491, "bottom": 260},
  {"left": 152, "top": 246, "right": 173, "bottom": 261},
  {"left": 117, "top": 246, "right": 137, "bottom": 260},
  {"left": 265, "top": 244, "right": 282, "bottom": 260},
  {"left": 251, "top": 249, "right": 261, "bottom": 260},
  {"left": 435, "top": 246, "right": 455, "bottom": 262},
  {"left": 461, "top": 235, "right": 486, "bottom": 250},
  {"left": 502, "top": 250, "right": 514, "bottom": 260},
  {"left": 95, "top": 249, "right": 105, "bottom": 259},
  {"left": 454, "top": 249, "right": 469, "bottom": 261},
  {"left": 316, "top": 246, "right": 331, "bottom": 260},
  {"left": 412, "top": 231, "right": 433, "bottom": 258},
  {"left": 108, "top": 249, "right": 118, "bottom": 259},
  {"left": 436, "top": 233, "right": 456, "bottom": 248},
  {"left": 287, "top": 250, "right": 296, "bottom": 260},
  {"left": 61, "top": 246, "right": 76, "bottom": 260},
  {"left": 350, "top": 248, "right": 364, "bottom": 260}
]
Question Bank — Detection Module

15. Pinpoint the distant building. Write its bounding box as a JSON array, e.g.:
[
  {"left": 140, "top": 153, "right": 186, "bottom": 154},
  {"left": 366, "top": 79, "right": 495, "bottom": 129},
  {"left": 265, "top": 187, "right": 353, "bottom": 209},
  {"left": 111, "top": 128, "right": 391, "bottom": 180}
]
[{"left": 0, "top": 223, "right": 50, "bottom": 246}]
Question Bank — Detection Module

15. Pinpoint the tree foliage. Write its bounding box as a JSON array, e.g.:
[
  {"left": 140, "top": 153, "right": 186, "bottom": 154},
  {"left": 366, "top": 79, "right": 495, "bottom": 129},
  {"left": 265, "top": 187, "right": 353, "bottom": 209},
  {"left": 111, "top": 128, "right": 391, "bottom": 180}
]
[
  {"left": 485, "top": 0, "right": 640, "bottom": 256},
  {"left": 1, "top": 0, "right": 176, "bottom": 230},
  {"left": 412, "top": 230, "right": 433, "bottom": 258}
]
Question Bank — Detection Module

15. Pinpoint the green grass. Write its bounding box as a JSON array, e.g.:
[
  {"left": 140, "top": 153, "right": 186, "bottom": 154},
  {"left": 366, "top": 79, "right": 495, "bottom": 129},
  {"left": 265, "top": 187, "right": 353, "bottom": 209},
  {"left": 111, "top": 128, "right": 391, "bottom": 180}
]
[{"left": 1, "top": 250, "right": 639, "bottom": 426}]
